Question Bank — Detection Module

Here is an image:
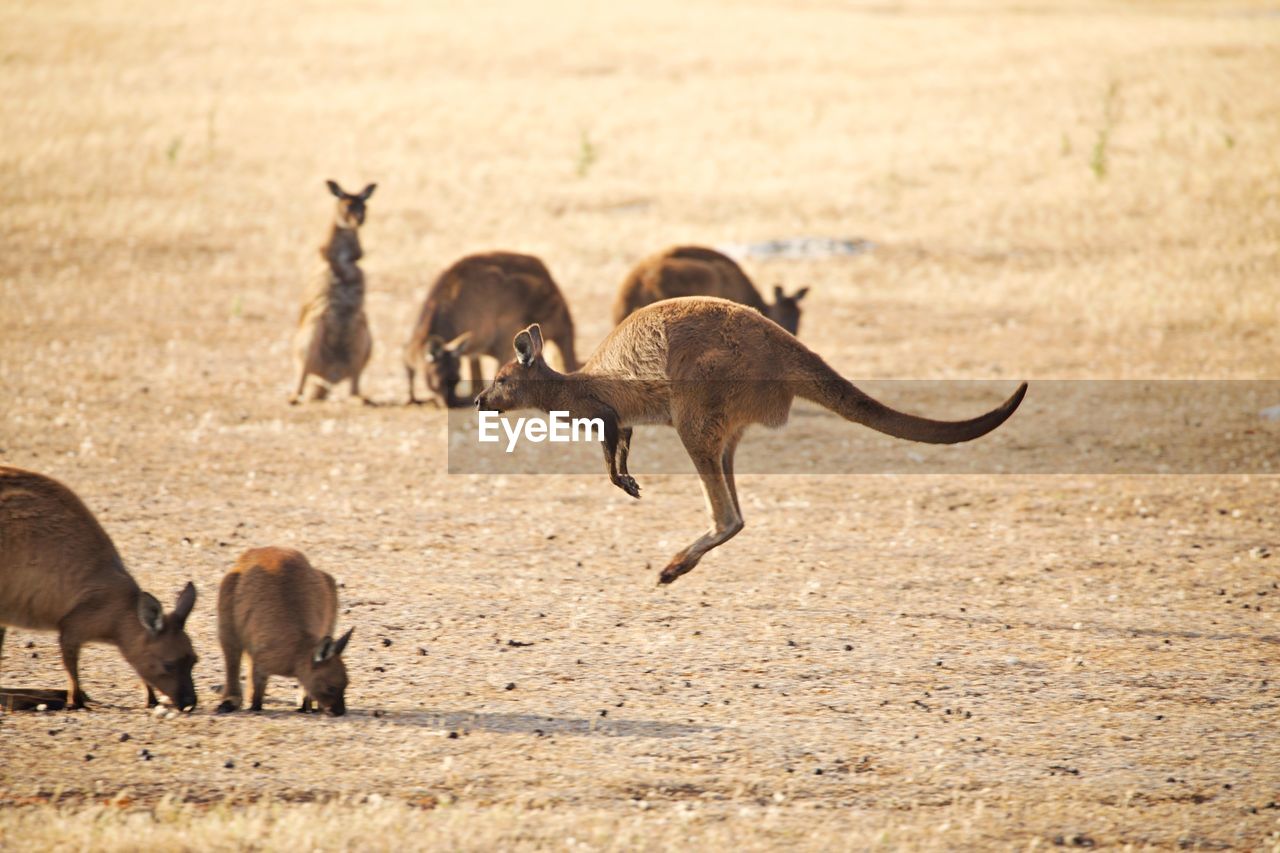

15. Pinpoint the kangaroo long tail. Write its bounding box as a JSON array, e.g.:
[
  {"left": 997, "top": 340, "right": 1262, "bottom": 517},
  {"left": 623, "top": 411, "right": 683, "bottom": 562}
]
[{"left": 797, "top": 371, "right": 1027, "bottom": 444}]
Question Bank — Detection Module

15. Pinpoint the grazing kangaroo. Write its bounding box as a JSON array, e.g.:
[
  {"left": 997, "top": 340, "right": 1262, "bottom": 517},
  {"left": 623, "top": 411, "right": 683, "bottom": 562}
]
[
  {"left": 291, "top": 180, "right": 377, "bottom": 404},
  {"left": 475, "top": 298, "right": 1026, "bottom": 585},
  {"left": 614, "top": 245, "right": 809, "bottom": 335},
  {"left": 0, "top": 466, "right": 198, "bottom": 710},
  {"left": 403, "top": 251, "right": 578, "bottom": 407},
  {"left": 216, "top": 546, "right": 352, "bottom": 716}
]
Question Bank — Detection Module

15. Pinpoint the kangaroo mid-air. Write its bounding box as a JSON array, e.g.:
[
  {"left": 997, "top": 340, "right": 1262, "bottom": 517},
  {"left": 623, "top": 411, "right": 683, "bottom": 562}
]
[
  {"left": 475, "top": 297, "right": 1026, "bottom": 585},
  {"left": 403, "top": 251, "right": 578, "bottom": 407},
  {"left": 0, "top": 466, "right": 199, "bottom": 710},
  {"left": 614, "top": 245, "right": 809, "bottom": 336},
  {"left": 291, "top": 180, "right": 377, "bottom": 404}
]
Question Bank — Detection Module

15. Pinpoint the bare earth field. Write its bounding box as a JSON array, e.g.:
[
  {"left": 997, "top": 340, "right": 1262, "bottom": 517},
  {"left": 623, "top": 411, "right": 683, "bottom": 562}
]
[{"left": 2, "top": 0, "right": 1279, "bottom": 849}]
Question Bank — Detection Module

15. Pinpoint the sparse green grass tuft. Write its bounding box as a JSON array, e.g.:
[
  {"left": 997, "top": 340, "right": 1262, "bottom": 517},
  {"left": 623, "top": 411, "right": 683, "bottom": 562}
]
[
  {"left": 1090, "top": 80, "right": 1121, "bottom": 180},
  {"left": 575, "top": 129, "right": 598, "bottom": 178}
]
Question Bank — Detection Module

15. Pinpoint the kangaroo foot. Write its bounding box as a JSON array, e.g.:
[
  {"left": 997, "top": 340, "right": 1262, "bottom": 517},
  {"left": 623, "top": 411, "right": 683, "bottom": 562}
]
[
  {"left": 215, "top": 700, "right": 239, "bottom": 715},
  {"left": 67, "top": 689, "right": 91, "bottom": 710},
  {"left": 612, "top": 475, "right": 641, "bottom": 499},
  {"left": 657, "top": 559, "right": 696, "bottom": 585}
]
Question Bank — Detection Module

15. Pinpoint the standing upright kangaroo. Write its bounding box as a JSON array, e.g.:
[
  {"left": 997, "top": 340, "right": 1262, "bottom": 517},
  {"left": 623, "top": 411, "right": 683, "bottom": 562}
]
[
  {"left": 403, "top": 251, "right": 578, "bottom": 407},
  {"left": 475, "top": 297, "right": 1026, "bottom": 585},
  {"left": 291, "top": 180, "right": 377, "bottom": 404},
  {"left": 0, "top": 466, "right": 199, "bottom": 709},
  {"left": 614, "top": 246, "right": 809, "bottom": 335}
]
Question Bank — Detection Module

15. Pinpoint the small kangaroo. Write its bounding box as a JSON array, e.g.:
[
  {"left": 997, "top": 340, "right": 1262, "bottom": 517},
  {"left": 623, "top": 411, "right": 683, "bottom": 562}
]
[
  {"left": 0, "top": 466, "right": 198, "bottom": 710},
  {"left": 291, "top": 180, "right": 377, "bottom": 404},
  {"left": 475, "top": 298, "right": 1026, "bottom": 585},
  {"left": 403, "top": 251, "right": 578, "bottom": 407},
  {"left": 614, "top": 245, "right": 809, "bottom": 336},
  {"left": 216, "top": 546, "right": 352, "bottom": 716}
]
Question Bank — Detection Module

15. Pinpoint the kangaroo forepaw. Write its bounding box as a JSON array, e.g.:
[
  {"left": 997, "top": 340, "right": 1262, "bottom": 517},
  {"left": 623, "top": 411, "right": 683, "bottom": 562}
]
[{"left": 613, "top": 475, "right": 641, "bottom": 499}]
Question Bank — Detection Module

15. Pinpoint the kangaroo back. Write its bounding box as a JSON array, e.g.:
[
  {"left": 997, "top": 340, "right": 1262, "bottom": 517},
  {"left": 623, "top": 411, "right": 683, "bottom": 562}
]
[
  {"left": 0, "top": 466, "right": 128, "bottom": 629},
  {"left": 614, "top": 246, "right": 767, "bottom": 326}
]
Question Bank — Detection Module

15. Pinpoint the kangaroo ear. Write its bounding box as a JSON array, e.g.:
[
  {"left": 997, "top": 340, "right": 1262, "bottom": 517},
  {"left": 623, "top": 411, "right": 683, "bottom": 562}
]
[
  {"left": 445, "top": 331, "right": 472, "bottom": 355},
  {"left": 792, "top": 286, "right": 809, "bottom": 302},
  {"left": 314, "top": 636, "right": 335, "bottom": 663},
  {"left": 358, "top": 183, "right": 377, "bottom": 201},
  {"left": 333, "top": 627, "right": 354, "bottom": 657},
  {"left": 325, "top": 180, "right": 344, "bottom": 199},
  {"left": 514, "top": 324, "right": 543, "bottom": 367},
  {"left": 773, "top": 285, "right": 785, "bottom": 301},
  {"left": 137, "top": 592, "right": 165, "bottom": 637},
  {"left": 170, "top": 582, "right": 197, "bottom": 630}
]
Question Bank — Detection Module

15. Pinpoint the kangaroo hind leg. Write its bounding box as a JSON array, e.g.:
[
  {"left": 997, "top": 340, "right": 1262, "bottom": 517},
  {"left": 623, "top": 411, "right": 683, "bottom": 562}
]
[{"left": 658, "top": 428, "right": 744, "bottom": 585}]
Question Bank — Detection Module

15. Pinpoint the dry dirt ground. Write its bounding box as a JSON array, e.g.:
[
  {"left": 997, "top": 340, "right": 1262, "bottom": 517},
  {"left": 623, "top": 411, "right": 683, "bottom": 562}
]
[{"left": 2, "top": 0, "right": 1279, "bottom": 849}]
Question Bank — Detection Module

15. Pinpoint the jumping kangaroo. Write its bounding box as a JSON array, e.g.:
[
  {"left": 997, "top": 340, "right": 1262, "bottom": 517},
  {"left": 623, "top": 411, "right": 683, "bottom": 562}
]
[
  {"left": 291, "top": 180, "right": 377, "bottom": 404},
  {"left": 0, "top": 466, "right": 199, "bottom": 710},
  {"left": 614, "top": 245, "right": 809, "bottom": 336},
  {"left": 404, "top": 251, "right": 578, "bottom": 407},
  {"left": 475, "top": 297, "right": 1026, "bottom": 585},
  {"left": 216, "top": 546, "right": 352, "bottom": 716}
]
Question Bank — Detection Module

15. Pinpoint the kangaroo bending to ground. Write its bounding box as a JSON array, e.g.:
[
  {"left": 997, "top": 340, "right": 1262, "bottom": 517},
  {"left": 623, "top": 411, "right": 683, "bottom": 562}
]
[
  {"left": 0, "top": 466, "right": 199, "bottom": 709},
  {"left": 216, "top": 546, "right": 352, "bottom": 716},
  {"left": 291, "top": 180, "right": 377, "bottom": 404},
  {"left": 475, "top": 297, "right": 1026, "bottom": 585},
  {"left": 403, "top": 251, "right": 578, "bottom": 407},
  {"left": 614, "top": 245, "right": 809, "bottom": 335}
]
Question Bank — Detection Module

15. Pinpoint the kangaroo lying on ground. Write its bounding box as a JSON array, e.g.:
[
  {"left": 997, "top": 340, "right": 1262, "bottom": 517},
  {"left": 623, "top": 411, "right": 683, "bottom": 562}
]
[
  {"left": 614, "top": 245, "right": 809, "bottom": 335},
  {"left": 475, "top": 297, "right": 1026, "bottom": 585},
  {"left": 216, "top": 546, "right": 352, "bottom": 716},
  {"left": 404, "top": 251, "right": 579, "bottom": 407},
  {"left": 291, "top": 180, "right": 377, "bottom": 404},
  {"left": 0, "top": 466, "right": 199, "bottom": 709}
]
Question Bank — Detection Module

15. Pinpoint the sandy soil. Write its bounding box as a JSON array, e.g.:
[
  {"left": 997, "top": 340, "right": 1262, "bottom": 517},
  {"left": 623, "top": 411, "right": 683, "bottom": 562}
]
[{"left": 1, "top": 0, "right": 1278, "bottom": 849}]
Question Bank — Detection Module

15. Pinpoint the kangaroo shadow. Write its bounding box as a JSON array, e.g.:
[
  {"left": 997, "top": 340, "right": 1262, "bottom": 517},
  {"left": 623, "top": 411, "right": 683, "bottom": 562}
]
[{"left": 379, "top": 707, "right": 717, "bottom": 739}]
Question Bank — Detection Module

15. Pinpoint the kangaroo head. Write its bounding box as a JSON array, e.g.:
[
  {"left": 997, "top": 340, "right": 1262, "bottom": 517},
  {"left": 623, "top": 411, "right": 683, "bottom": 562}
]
[
  {"left": 301, "top": 627, "right": 353, "bottom": 716},
  {"left": 765, "top": 285, "right": 809, "bottom": 336},
  {"left": 326, "top": 180, "right": 377, "bottom": 228},
  {"left": 121, "top": 582, "right": 199, "bottom": 711},
  {"left": 422, "top": 332, "right": 472, "bottom": 407},
  {"left": 475, "top": 324, "right": 552, "bottom": 414}
]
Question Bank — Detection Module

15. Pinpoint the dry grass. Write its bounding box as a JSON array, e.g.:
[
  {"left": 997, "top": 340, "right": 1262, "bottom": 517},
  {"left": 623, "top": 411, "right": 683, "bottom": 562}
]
[{"left": 2, "top": 0, "right": 1280, "bottom": 849}]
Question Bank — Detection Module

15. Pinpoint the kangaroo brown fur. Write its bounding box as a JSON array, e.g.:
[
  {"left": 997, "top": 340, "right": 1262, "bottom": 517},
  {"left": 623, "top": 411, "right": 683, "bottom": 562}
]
[
  {"left": 614, "top": 245, "right": 809, "bottom": 335},
  {"left": 216, "top": 546, "right": 352, "bottom": 716},
  {"left": 0, "top": 466, "right": 198, "bottom": 709},
  {"left": 291, "top": 180, "right": 377, "bottom": 404},
  {"left": 403, "top": 251, "right": 578, "bottom": 407},
  {"left": 475, "top": 297, "right": 1026, "bottom": 585}
]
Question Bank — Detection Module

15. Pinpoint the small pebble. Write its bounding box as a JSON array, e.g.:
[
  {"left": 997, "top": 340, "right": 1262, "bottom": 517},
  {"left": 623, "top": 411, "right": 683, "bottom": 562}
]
[
  {"left": 505, "top": 682, "right": 516, "bottom": 691},
  {"left": 119, "top": 733, "right": 131, "bottom": 742},
  {"left": 381, "top": 638, "right": 392, "bottom": 647},
  {"left": 224, "top": 759, "right": 235, "bottom": 769}
]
